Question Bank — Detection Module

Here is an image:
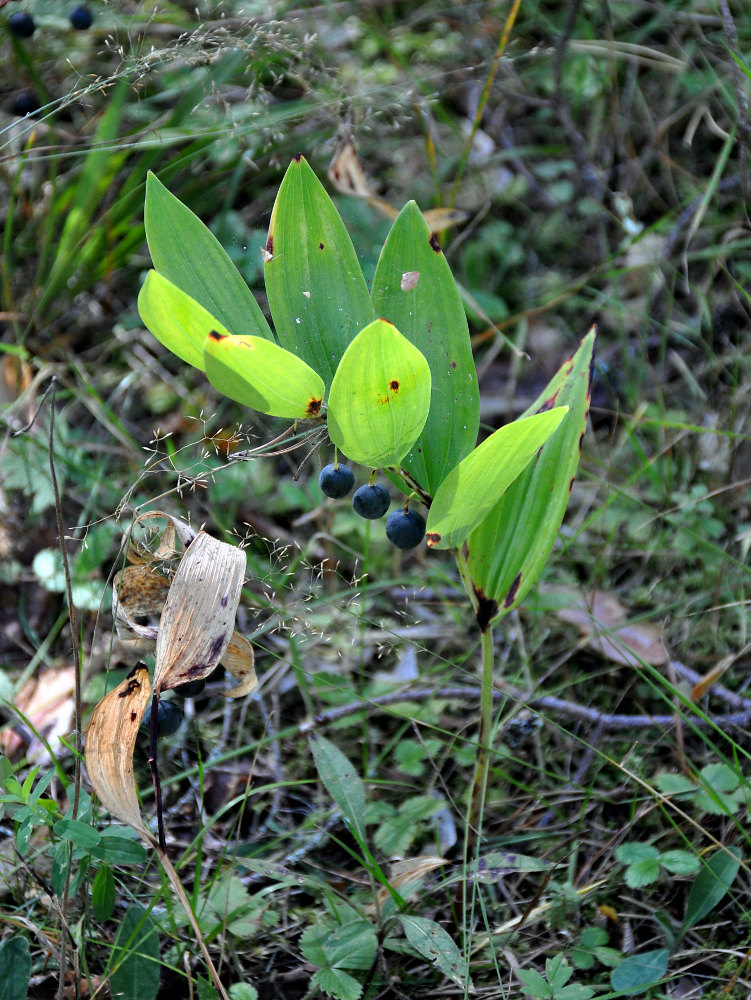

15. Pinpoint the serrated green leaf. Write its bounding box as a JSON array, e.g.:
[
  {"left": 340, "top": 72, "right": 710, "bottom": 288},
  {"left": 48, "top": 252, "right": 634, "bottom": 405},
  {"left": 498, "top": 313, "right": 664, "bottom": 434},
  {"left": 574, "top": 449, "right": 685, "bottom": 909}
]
[
  {"left": 615, "top": 842, "right": 659, "bottom": 865},
  {"left": 466, "top": 328, "right": 595, "bottom": 623},
  {"left": 203, "top": 331, "right": 325, "bottom": 419},
  {"left": 311, "top": 967, "right": 363, "bottom": 1000},
  {"left": 371, "top": 202, "right": 480, "bottom": 496},
  {"left": 109, "top": 904, "right": 161, "bottom": 1000},
  {"left": 138, "top": 270, "right": 228, "bottom": 371},
  {"left": 609, "top": 948, "right": 670, "bottom": 995},
  {"left": 327, "top": 319, "right": 431, "bottom": 468},
  {"left": 229, "top": 986, "right": 258, "bottom": 1000},
  {"left": 654, "top": 771, "right": 696, "bottom": 796},
  {"left": 0, "top": 935, "right": 31, "bottom": 1000},
  {"left": 426, "top": 407, "right": 568, "bottom": 550},
  {"left": 92, "top": 864, "right": 116, "bottom": 921},
  {"left": 308, "top": 733, "right": 367, "bottom": 844},
  {"left": 624, "top": 857, "right": 661, "bottom": 888},
  {"left": 659, "top": 850, "right": 700, "bottom": 875},
  {"left": 264, "top": 155, "right": 373, "bottom": 383},
  {"left": 682, "top": 846, "right": 741, "bottom": 932},
  {"left": 399, "top": 914, "right": 472, "bottom": 989},
  {"left": 144, "top": 172, "right": 272, "bottom": 340}
]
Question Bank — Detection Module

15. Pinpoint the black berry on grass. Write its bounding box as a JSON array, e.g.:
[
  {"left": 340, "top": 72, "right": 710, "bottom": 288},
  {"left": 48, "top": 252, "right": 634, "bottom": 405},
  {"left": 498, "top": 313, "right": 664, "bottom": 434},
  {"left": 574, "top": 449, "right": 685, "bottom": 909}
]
[
  {"left": 8, "top": 11, "right": 36, "bottom": 38},
  {"left": 352, "top": 482, "right": 390, "bottom": 519},
  {"left": 385, "top": 508, "right": 426, "bottom": 550},
  {"left": 11, "top": 91, "right": 39, "bottom": 117},
  {"left": 69, "top": 5, "right": 93, "bottom": 30},
  {"left": 319, "top": 462, "right": 355, "bottom": 499},
  {"left": 141, "top": 700, "right": 183, "bottom": 737},
  {"left": 173, "top": 678, "right": 206, "bottom": 698}
]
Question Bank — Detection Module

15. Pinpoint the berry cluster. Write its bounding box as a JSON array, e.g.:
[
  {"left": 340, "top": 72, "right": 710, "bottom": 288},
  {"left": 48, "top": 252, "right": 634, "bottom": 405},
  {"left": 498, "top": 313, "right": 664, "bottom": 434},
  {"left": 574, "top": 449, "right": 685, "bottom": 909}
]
[
  {"left": 318, "top": 462, "right": 426, "bottom": 550},
  {"left": 7, "top": 5, "right": 96, "bottom": 117},
  {"left": 140, "top": 678, "right": 207, "bottom": 737},
  {"left": 7, "top": 5, "right": 94, "bottom": 38}
]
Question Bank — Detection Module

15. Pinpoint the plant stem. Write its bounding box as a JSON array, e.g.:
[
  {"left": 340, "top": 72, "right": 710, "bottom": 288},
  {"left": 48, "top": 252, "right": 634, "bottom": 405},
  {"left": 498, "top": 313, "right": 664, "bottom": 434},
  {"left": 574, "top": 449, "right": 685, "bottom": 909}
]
[
  {"left": 467, "top": 625, "right": 495, "bottom": 847},
  {"left": 455, "top": 549, "right": 495, "bottom": 849}
]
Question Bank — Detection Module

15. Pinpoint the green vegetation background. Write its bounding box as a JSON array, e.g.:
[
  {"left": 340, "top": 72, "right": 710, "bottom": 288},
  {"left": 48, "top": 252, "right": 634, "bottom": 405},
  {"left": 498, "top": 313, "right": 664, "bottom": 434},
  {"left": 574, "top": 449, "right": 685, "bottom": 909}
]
[{"left": 1, "top": 1, "right": 751, "bottom": 998}]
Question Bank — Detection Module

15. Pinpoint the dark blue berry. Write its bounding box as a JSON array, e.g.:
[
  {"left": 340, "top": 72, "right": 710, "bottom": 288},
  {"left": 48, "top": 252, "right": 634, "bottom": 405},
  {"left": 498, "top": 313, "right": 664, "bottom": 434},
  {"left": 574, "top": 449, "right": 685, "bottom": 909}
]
[
  {"left": 352, "top": 482, "right": 390, "bottom": 519},
  {"left": 11, "top": 91, "right": 39, "bottom": 117},
  {"left": 141, "top": 699, "right": 183, "bottom": 737},
  {"left": 69, "top": 5, "right": 93, "bottom": 30},
  {"left": 319, "top": 462, "right": 355, "bottom": 499},
  {"left": 385, "top": 508, "right": 426, "bottom": 550},
  {"left": 9, "top": 11, "right": 36, "bottom": 38},
  {"left": 173, "top": 678, "right": 206, "bottom": 698}
]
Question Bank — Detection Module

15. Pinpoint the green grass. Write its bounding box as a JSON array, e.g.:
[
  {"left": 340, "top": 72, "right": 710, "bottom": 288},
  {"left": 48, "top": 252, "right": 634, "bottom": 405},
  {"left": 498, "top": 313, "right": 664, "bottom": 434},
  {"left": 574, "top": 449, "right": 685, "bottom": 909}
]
[{"left": 2, "top": 1, "right": 751, "bottom": 998}]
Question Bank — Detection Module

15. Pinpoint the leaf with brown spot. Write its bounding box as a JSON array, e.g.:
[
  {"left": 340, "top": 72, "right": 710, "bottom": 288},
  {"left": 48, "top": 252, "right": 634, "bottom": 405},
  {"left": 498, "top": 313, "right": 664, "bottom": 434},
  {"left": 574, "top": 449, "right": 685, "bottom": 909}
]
[
  {"left": 154, "top": 530, "right": 246, "bottom": 693},
  {"left": 84, "top": 664, "right": 153, "bottom": 843}
]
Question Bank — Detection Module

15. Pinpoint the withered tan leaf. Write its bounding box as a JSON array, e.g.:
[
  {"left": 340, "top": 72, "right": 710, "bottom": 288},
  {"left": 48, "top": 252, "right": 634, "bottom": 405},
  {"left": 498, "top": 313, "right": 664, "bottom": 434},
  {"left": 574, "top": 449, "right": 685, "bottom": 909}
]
[
  {"left": 84, "top": 663, "right": 153, "bottom": 842},
  {"left": 112, "top": 564, "right": 170, "bottom": 639},
  {"left": 365, "top": 856, "right": 448, "bottom": 912},
  {"left": 154, "top": 530, "right": 246, "bottom": 693},
  {"left": 223, "top": 631, "right": 257, "bottom": 698}
]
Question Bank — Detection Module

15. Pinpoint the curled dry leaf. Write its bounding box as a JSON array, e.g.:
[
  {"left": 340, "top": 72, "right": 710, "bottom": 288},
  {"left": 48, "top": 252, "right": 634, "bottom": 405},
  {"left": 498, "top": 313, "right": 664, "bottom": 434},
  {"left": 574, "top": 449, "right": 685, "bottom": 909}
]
[
  {"left": 112, "top": 513, "right": 254, "bottom": 698},
  {"left": 112, "top": 564, "right": 170, "bottom": 639},
  {"left": 365, "top": 856, "right": 448, "bottom": 913},
  {"left": 154, "top": 530, "right": 246, "bottom": 693},
  {"left": 84, "top": 663, "right": 153, "bottom": 843},
  {"left": 223, "top": 631, "right": 257, "bottom": 698},
  {"left": 328, "top": 138, "right": 467, "bottom": 230}
]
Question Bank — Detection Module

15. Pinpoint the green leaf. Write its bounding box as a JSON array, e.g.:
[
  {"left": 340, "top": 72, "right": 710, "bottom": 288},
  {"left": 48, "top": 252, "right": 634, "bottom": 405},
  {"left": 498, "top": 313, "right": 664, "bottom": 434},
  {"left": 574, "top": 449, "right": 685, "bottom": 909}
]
[
  {"left": 371, "top": 201, "right": 480, "bottom": 496},
  {"left": 466, "top": 328, "right": 595, "bottom": 623},
  {"left": 659, "top": 850, "right": 700, "bottom": 876},
  {"left": 91, "top": 831, "right": 148, "bottom": 866},
  {"left": 203, "top": 331, "right": 325, "bottom": 419},
  {"left": 425, "top": 407, "right": 568, "bottom": 550},
  {"left": 623, "top": 856, "right": 661, "bottom": 888},
  {"left": 0, "top": 935, "right": 31, "bottom": 1000},
  {"left": 398, "top": 914, "right": 472, "bottom": 989},
  {"left": 308, "top": 733, "right": 367, "bottom": 844},
  {"left": 653, "top": 772, "right": 697, "bottom": 796},
  {"left": 609, "top": 948, "right": 670, "bottom": 995},
  {"left": 444, "top": 851, "right": 549, "bottom": 886},
  {"left": 302, "top": 920, "right": 378, "bottom": 972},
  {"left": 54, "top": 818, "right": 101, "bottom": 849},
  {"left": 92, "top": 864, "right": 116, "bottom": 921},
  {"left": 109, "top": 904, "right": 161, "bottom": 1000},
  {"left": 144, "top": 172, "right": 273, "bottom": 340},
  {"left": 264, "top": 155, "right": 373, "bottom": 384},
  {"left": 51, "top": 839, "right": 71, "bottom": 897},
  {"left": 615, "top": 842, "right": 658, "bottom": 866},
  {"left": 327, "top": 319, "right": 431, "bottom": 467},
  {"left": 229, "top": 986, "right": 258, "bottom": 1000},
  {"left": 138, "top": 271, "right": 228, "bottom": 371},
  {"left": 682, "top": 846, "right": 741, "bottom": 932},
  {"left": 310, "top": 967, "right": 363, "bottom": 1000}
]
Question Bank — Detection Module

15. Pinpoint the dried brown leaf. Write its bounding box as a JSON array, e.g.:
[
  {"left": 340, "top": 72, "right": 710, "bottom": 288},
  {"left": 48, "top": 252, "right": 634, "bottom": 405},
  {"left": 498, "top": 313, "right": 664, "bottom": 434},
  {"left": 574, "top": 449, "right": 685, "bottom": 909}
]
[
  {"left": 223, "top": 631, "right": 257, "bottom": 698},
  {"left": 84, "top": 663, "right": 153, "bottom": 842},
  {"left": 154, "top": 530, "right": 246, "bottom": 693},
  {"left": 112, "top": 564, "right": 170, "bottom": 639},
  {"left": 0, "top": 665, "right": 75, "bottom": 763},
  {"left": 365, "top": 856, "right": 448, "bottom": 912},
  {"left": 552, "top": 587, "right": 667, "bottom": 667}
]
